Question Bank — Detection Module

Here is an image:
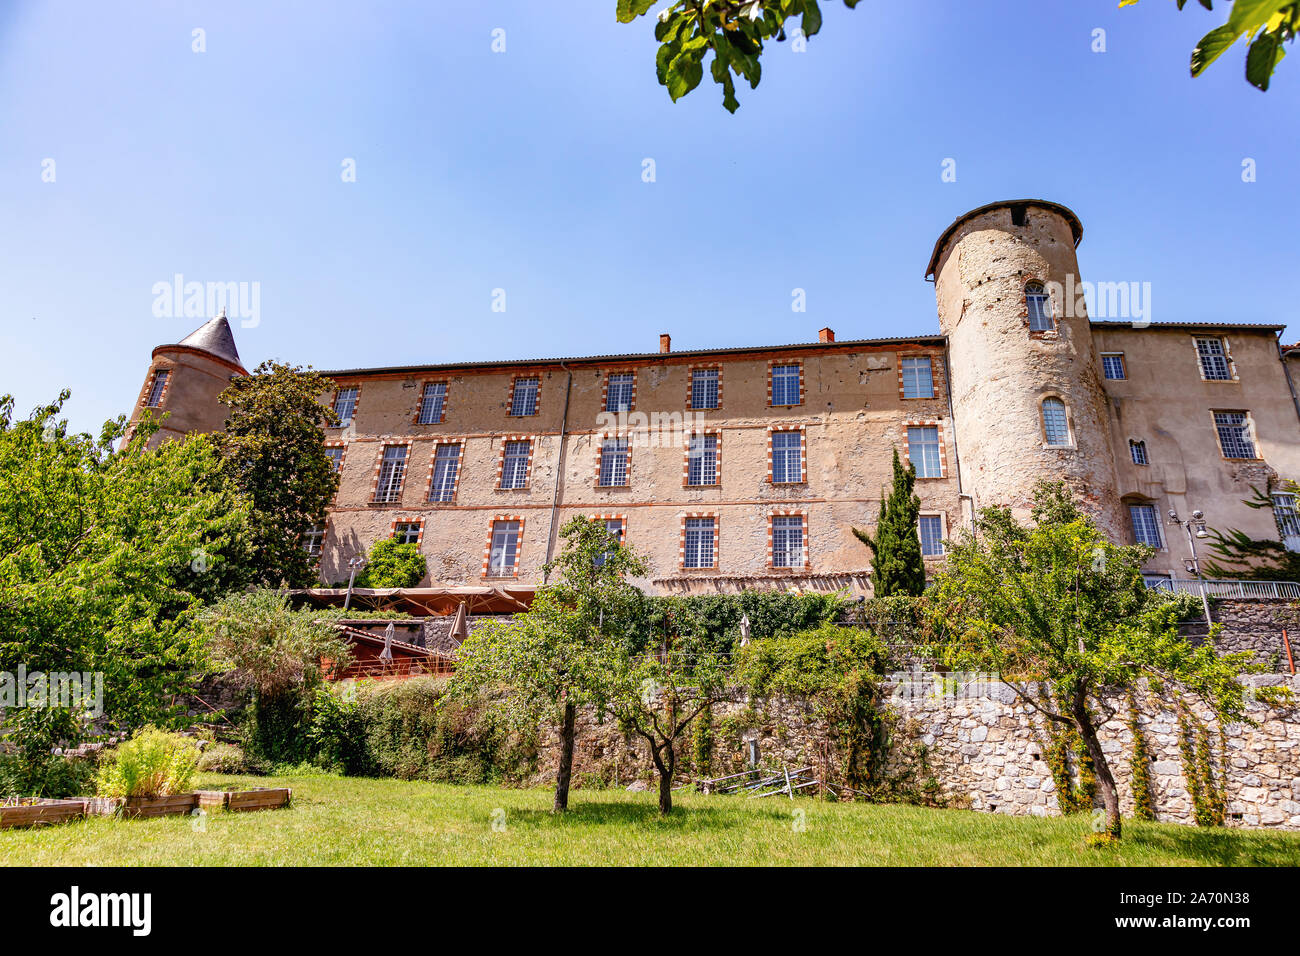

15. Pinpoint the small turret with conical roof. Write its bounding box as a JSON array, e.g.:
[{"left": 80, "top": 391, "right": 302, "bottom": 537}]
[{"left": 126, "top": 311, "right": 248, "bottom": 447}]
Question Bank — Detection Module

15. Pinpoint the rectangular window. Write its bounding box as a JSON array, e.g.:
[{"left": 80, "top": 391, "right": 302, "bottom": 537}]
[
  {"left": 333, "top": 386, "right": 358, "bottom": 424},
  {"left": 771, "top": 431, "right": 803, "bottom": 483},
  {"left": 1129, "top": 503, "right": 1163, "bottom": 548},
  {"left": 919, "top": 515, "right": 944, "bottom": 557},
  {"left": 1027, "top": 288, "right": 1054, "bottom": 331},
  {"left": 907, "top": 426, "right": 942, "bottom": 478},
  {"left": 1101, "top": 353, "right": 1127, "bottom": 380},
  {"left": 691, "top": 368, "right": 719, "bottom": 410},
  {"left": 417, "top": 382, "right": 447, "bottom": 424},
  {"left": 605, "top": 373, "right": 634, "bottom": 413},
  {"left": 1129, "top": 439, "right": 1148, "bottom": 466},
  {"left": 374, "top": 444, "right": 408, "bottom": 502},
  {"left": 594, "top": 518, "right": 624, "bottom": 567},
  {"left": 301, "top": 523, "right": 324, "bottom": 557},
  {"left": 684, "top": 517, "right": 715, "bottom": 569},
  {"left": 501, "top": 440, "right": 530, "bottom": 489},
  {"left": 1197, "top": 338, "right": 1232, "bottom": 380},
  {"left": 1042, "top": 398, "right": 1070, "bottom": 446},
  {"left": 509, "top": 378, "right": 539, "bottom": 416},
  {"left": 687, "top": 434, "right": 718, "bottom": 486},
  {"left": 146, "top": 370, "right": 169, "bottom": 407},
  {"left": 771, "top": 364, "right": 800, "bottom": 406},
  {"left": 771, "top": 515, "right": 804, "bottom": 569},
  {"left": 393, "top": 522, "right": 421, "bottom": 545},
  {"left": 429, "top": 444, "right": 461, "bottom": 502},
  {"left": 1274, "top": 493, "right": 1300, "bottom": 552},
  {"left": 325, "top": 447, "right": 344, "bottom": 473},
  {"left": 901, "top": 357, "right": 935, "bottom": 399},
  {"left": 598, "top": 438, "right": 629, "bottom": 487},
  {"left": 487, "top": 520, "right": 520, "bottom": 576},
  {"left": 1214, "top": 411, "right": 1256, "bottom": 459}
]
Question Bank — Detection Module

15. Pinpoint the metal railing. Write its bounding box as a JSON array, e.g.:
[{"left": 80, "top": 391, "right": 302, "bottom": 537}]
[{"left": 1144, "top": 577, "right": 1300, "bottom": 600}]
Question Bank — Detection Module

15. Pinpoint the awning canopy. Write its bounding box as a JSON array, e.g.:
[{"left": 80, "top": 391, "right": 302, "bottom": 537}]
[{"left": 294, "top": 585, "right": 536, "bottom": 617}]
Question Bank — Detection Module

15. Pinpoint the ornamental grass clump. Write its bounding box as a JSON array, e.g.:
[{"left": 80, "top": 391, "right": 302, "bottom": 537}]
[{"left": 94, "top": 727, "right": 200, "bottom": 798}]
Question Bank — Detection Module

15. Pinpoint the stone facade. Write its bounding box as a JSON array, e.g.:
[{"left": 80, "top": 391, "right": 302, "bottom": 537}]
[{"left": 127, "top": 200, "right": 1300, "bottom": 591}]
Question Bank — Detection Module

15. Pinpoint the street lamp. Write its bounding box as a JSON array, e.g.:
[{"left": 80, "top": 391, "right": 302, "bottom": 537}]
[
  {"left": 1168, "top": 509, "right": 1212, "bottom": 627},
  {"left": 343, "top": 554, "right": 366, "bottom": 611}
]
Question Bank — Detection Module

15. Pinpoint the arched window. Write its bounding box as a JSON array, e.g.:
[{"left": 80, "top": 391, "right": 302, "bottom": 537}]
[
  {"left": 1041, "top": 397, "right": 1070, "bottom": 445},
  {"left": 1026, "top": 281, "right": 1054, "bottom": 331}
]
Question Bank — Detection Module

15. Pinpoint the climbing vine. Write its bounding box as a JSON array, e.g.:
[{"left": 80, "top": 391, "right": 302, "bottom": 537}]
[
  {"left": 1127, "top": 693, "right": 1156, "bottom": 821},
  {"left": 1037, "top": 690, "right": 1097, "bottom": 815},
  {"left": 691, "top": 701, "right": 714, "bottom": 778},
  {"left": 1178, "top": 709, "right": 1227, "bottom": 827}
]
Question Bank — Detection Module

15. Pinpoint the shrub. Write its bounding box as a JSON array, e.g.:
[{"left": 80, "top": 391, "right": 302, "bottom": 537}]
[
  {"left": 197, "top": 742, "right": 248, "bottom": 774},
  {"left": 94, "top": 728, "right": 200, "bottom": 798},
  {"left": 0, "top": 752, "right": 96, "bottom": 799},
  {"left": 357, "top": 538, "right": 427, "bottom": 589}
]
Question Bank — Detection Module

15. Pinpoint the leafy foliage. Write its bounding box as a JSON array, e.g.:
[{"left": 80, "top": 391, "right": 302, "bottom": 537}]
[
  {"left": 926, "top": 480, "right": 1287, "bottom": 839},
  {"left": 1201, "top": 481, "right": 1300, "bottom": 581},
  {"left": 1121, "top": 0, "right": 1297, "bottom": 91},
  {"left": 94, "top": 727, "right": 200, "bottom": 798},
  {"left": 0, "top": 392, "right": 249, "bottom": 786},
  {"left": 216, "top": 361, "right": 339, "bottom": 588},
  {"left": 617, "top": 0, "right": 863, "bottom": 112},
  {"left": 852, "top": 448, "right": 926, "bottom": 597},
  {"left": 356, "top": 538, "right": 427, "bottom": 589}
]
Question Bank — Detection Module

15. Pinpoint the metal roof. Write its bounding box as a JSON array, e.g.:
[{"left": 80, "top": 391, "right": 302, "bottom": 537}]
[
  {"left": 318, "top": 333, "right": 948, "bottom": 378},
  {"left": 925, "top": 199, "right": 1084, "bottom": 279},
  {"left": 161, "top": 315, "right": 245, "bottom": 370},
  {"left": 1089, "top": 321, "right": 1286, "bottom": 333}
]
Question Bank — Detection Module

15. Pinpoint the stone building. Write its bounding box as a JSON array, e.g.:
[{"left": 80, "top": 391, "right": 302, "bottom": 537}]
[{"left": 127, "top": 200, "right": 1300, "bottom": 595}]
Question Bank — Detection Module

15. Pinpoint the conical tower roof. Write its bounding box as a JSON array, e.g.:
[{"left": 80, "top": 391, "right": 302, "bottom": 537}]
[{"left": 170, "top": 312, "right": 245, "bottom": 370}]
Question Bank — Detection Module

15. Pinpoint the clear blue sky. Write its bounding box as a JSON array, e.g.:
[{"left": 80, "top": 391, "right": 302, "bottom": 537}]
[{"left": 2, "top": 1, "right": 1296, "bottom": 434}]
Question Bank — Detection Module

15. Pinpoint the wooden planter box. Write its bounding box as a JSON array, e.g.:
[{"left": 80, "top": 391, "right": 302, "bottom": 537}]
[
  {"left": 86, "top": 793, "right": 198, "bottom": 819},
  {"left": 194, "top": 788, "right": 292, "bottom": 812},
  {"left": 0, "top": 798, "right": 87, "bottom": 829}
]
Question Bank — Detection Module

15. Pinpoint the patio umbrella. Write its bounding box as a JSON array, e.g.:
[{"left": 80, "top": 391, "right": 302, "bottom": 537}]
[
  {"left": 739, "top": 613, "right": 752, "bottom": 647},
  {"left": 449, "top": 602, "right": 470, "bottom": 642},
  {"left": 379, "top": 622, "right": 395, "bottom": 660}
]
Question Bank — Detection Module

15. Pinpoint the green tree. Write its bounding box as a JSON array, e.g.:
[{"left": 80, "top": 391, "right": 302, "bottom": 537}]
[
  {"left": 852, "top": 448, "right": 926, "bottom": 597},
  {"left": 0, "top": 393, "right": 248, "bottom": 792},
  {"left": 357, "top": 538, "right": 428, "bottom": 589},
  {"left": 927, "top": 480, "right": 1286, "bottom": 839},
  {"left": 200, "top": 588, "right": 353, "bottom": 765},
  {"left": 617, "top": 0, "right": 862, "bottom": 112},
  {"left": 1201, "top": 481, "right": 1300, "bottom": 581},
  {"left": 217, "top": 361, "right": 340, "bottom": 588},
  {"left": 447, "top": 517, "right": 649, "bottom": 812},
  {"left": 1121, "top": 0, "right": 1297, "bottom": 91}
]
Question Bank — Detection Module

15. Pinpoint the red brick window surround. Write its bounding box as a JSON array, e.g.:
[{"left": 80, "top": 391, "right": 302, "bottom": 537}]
[
  {"left": 331, "top": 384, "right": 361, "bottom": 426},
  {"left": 142, "top": 365, "right": 174, "bottom": 408},
  {"left": 767, "top": 425, "right": 807, "bottom": 484},
  {"left": 904, "top": 422, "right": 947, "bottom": 479},
  {"left": 324, "top": 441, "right": 347, "bottom": 475},
  {"left": 426, "top": 440, "right": 464, "bottom": 503},
  {"left": 683, "top": 430, "right": 722, "bottom": 487},
  {"left": 370, "top": 440, "right": 413, "bottom": 504},
  {"left": 768, "top": 361, "right": 803, "bottom": 407},
  {"left": 391, "top": 518, "right": 424, "bottom": 546},
  {"left": 602, "top": 370, "right": 637, "bottom": 414},
  {"left": 414, "top": 380, "right": 450, "bottom": 425},
  {"left": 482, "top": 515, "right": 525, "bottom": 578},
  {"left": 596, "top": 435, "right": 632, "bottom": 487},
  {"left": 680, "top": 513, "right": 719, "bottom": 570},
  {"left": 768, "top": 510, "right": 810, "bottom": 570},
  {"left": 508, "top": 375, "right": 541, "bottom": 417},
  {"left": 687, "top": 364, "right": 722, "bottom": 411},
  {"left": 898, "top": 354, "right": 936, "bottom": 400},
  {"left": 590, "top": 514, "right": 627, "bottom": 567},
  {"left": 497, "top": 436, "right": 535, "bottom": 490}
]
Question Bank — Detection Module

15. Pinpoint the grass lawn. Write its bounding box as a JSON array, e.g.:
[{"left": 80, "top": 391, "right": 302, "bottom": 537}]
[{"left": 3, "top": 772, "right": 1299, "bottom": 866}]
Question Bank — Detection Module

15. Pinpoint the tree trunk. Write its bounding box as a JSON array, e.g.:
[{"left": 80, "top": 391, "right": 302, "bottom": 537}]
[
  {"left": 648, "top": 740, "right": 674, "bottom": 814},
  {"left": 1072, "top": 693, "right": 1121, "bottom": 839},
  {"left": 553, "top": 701, "right": 576, "bottom": 813}
]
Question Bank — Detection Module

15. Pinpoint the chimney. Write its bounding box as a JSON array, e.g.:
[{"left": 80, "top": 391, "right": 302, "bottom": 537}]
[
  {"left": 659, "top": 333, "right": 672, "bottom": 353},
  {"left": 818, "top": 327, "right": 835, "bottom": 343}
]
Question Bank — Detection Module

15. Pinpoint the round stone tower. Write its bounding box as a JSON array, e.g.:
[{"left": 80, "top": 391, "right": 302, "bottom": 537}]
[
  {"left": 926, "top": 200, "right": 1123, "bottom": 538},
  {"left": 127, "top": 313, "right": 247, "bottom": 447}
]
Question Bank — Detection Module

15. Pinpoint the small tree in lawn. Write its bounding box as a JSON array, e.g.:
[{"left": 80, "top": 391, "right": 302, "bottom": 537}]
[
  {"left": 927, "top": 481, "right": 1288, "bottom": 840},
  {"left": 448, "top": 516, "right": 648, "bottom": 812},
  {"left": 852, "top": 448, "right": 926, "bottom": 597},
  {"left": 605, "top": 605, "right": 730, "bottom": 815}
]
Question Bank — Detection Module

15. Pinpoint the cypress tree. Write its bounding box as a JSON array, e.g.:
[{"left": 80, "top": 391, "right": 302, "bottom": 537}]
[{"left": 852, "top": 448, "right": 926, "bottom": 596}]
